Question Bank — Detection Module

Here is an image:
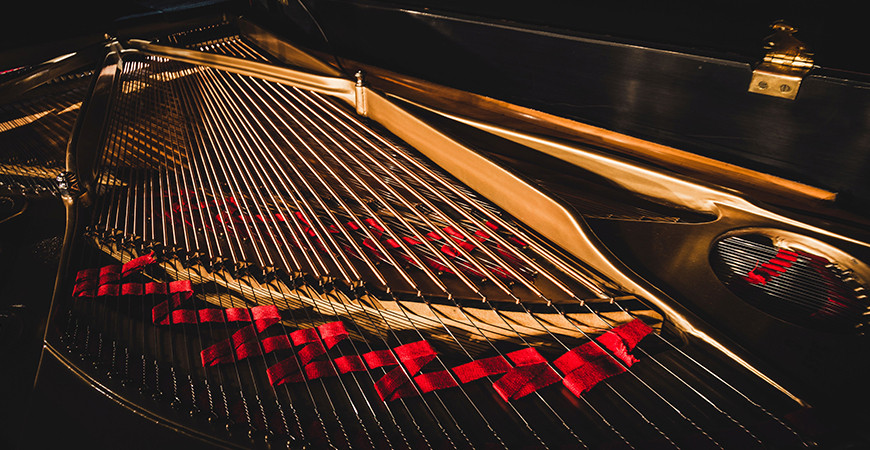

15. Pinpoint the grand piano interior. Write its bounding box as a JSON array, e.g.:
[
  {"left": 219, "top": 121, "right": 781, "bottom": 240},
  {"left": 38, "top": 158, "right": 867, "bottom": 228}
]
[{"left": 2, "top": 1, "right": 869, "bottom": 448}]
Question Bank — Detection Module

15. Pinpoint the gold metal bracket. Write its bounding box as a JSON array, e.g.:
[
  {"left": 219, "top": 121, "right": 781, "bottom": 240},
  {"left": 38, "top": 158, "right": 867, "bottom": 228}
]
[{"left": 748, "top": 21, "right": 814, "bottom": 100}]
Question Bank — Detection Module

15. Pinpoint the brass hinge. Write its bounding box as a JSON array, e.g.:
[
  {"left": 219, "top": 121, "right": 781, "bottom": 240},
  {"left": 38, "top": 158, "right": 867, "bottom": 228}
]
[{"left": 748, "top": 21, "right": 814, "bottom": 100}]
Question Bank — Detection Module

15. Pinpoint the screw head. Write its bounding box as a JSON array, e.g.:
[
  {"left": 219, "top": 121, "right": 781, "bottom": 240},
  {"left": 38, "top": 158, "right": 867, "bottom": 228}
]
[
  {"left": 757, "top": 80, "right": 769, "bottom": 89},
  {"left": 780, "top": 84, "right": 792, "bottom": 92}
]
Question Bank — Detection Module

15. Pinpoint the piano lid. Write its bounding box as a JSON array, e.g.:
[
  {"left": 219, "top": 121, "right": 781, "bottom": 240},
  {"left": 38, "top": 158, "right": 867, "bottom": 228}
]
[{"left": 242, "top": 0, "right": 870, "bottom": 218}]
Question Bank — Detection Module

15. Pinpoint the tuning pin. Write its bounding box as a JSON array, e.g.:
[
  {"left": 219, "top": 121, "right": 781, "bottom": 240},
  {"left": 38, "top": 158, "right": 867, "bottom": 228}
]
[
  {"left": 266, "top": 432, "right": 300, "bottom": 450},
  {"left": 206, "top": 411, "right": 219, "bottom": 427}
]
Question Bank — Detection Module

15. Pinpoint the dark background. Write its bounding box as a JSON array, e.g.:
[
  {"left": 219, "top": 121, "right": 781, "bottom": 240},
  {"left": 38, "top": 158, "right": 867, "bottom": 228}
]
[{"left": 2, "top": 1, "right": 868, "bottom": 74}]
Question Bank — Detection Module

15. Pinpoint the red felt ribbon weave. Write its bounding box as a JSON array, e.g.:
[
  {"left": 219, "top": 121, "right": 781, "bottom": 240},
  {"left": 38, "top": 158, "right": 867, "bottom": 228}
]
[
  {"left": 72, "top": 253, "right": 156, "bottom": 297},
  {"left": 366, "top": 340, "right": 460, "bottom": 401},
  {"left": 744, "top": 248, "right": 800, "bottom": 285},
  {"left": 199, "top": 306, "right": 282, "bottom": 366},
  {"left": 553, "top": 320, "right": 653, "bottom": 397},
  {"left": 263, "top": 319, "right": 652, "bottom": 401},
  {"left": 491, "top": 348, "right": 562, "bottom": 401},
  {"left": 450, "top": 348, "right": 562, "bottom": 401},
  {"left": 75, "top": 248, "right": 657, "bottom": 405},
  {"left": 265, "top": 321, "right": 352, "bottom": 386}
]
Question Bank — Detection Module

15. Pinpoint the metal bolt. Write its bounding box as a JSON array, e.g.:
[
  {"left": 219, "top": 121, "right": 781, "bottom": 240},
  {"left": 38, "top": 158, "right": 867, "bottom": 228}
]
[
  {"left": 757, "top": 81, "right": 769, "bottom": 89},
  {"left": 780, "top": 84, "right": 791, "bottom": 93}
]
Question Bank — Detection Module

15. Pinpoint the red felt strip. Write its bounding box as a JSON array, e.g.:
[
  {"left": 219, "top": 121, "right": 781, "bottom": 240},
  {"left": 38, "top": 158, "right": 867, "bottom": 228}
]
[
  {"left": 451, "top": 355, "right": 512, "bottom": 384},
  {"left": 761, "top": 262, "right": 787, "bottom": 273},
  {"left": 778, "top": 250, "right": 799, "bottom": 260},
  {"left": 235, "top": 338, "right": 263, "bottom": 361},
  {"left": 374, "top": 367, "right": 418, "bottom": 401},
  {"left": 263, "top": 319, "right": 650, "bottom": 399},
  {"left": 74, "top": 253, "right": 155, "bottom": 284},
  {"left": 261, "top": 335, "right": 293, "bottom": 353},
  {"left": 196, "top": 307, "right": 281, "bottom": 367},
  {"left": 250, "top": 306, "right": 281, "bottom": 332},
  {"left": 290, "top": 327, "right": 320, "bottom": 346},
  {"left": 98, "top": 272, "right": 121, "bottom": 285},
  {"left": 440, "top": 244, "right": 460, "bottom": 258},
  {"left": 152, "top": 280, "right": 278, "bottom": 331},
  {"left": 81, "top": 279, "right": 193, "bottom": 304},
  {"left": 167, "top": 309, "right": 196, "bottom": 324},
  {"left": 363, "top": 349, "right": 399, "bottom": 369},
  {"left": 201, "top": 324, "right": 257, "bottom": 366},
  {"left": 393, "top": 341, "right": 436, "bottom": 373},
  {"left": 200, "top": 340, "right": 232, "bottom": 367},
  {"left": 296, "top": 341, "right": 327, "bottom": 365},
  {"left": 304, "top": 360, "right": 337, "bottom": 380},
  {"left": 490, "top": 348, "right": 561, "bottom": 401},
  {"left": 122, "top": 253, "right": 157, "bottom": 275},
  {"left": 225, "top": 308, "right": 252, "bottom": 322},
  {"left": 451, "top": 347, "right": 564, "bottom": 401},
  {"left": 442, "top": 226, "right": 464, "bottom": 240},
  {"left": 72, "top": 279, "right": 97, "bottom": 296},
  {"left": 384, "top": 238, "right": 401, "bottom": 249},
  {"left": 610, "top": 319, "right": 654, "bottom": 351},
  {"left": 199, "top": 307, "right": 284, "bottom": 367},
  {"left": 482, "top": 220, "right": 528, "bottom": 247},
  {"left": 362, "top": 238, "right": 385, "bottom": 259},
  {"left": 150, "top": 295, "right": 185, "bottom": 324},
  {"left": 552, "top": 319, "right": 652, "bottom": 397},
  {"left": 334, "top": 355, "right": 367, "bottom": 374},
  {"left": 562, "top": 360, "right": 626, "bottom": 398},
  {"left": 75, "top": 268, "right": 99, "bottom": 283},
  {"left": 368, "top": 341, "right": 460, "bottom": 401},
  {"left": 73, "top": 253, "right": 157, "bottom": 298},
  {"left": 148, "top": 281, "right": 195, "bottom": 324},
  {"left": 121, "top": 283, "right": 143, "bottom": 296},
  {"left": 744, "top": 268, "right": 767, "bottom": 284},
  {"left": 265, "top": 322, "right": 350, "bottom": 384},
  {"left": 363, "top": 218, "right": 385, "bottom": 235},
  {"left": 402, "top": 236, "right": 422, "bottom": 246},
  {"left": 492, "top": 363, "right": 562, "bottom": 401},
  {"left": 505, "top": 347, "right": 546, "bottom": 366},
  {"left": 97, "top": 284, "right": 120, "bottom": 297},
  {"left": 554, "top": 341, "right": 626, "bottom": 397},
  {"left": 267, "top": 358, "right": 304, "bottom": 386},
  {"left": 317, "top": 321, "right": 349, "bottom": 348},
  {"left": 414, "top": 370, "right": 458, "bottom": 394},
  {"left": 285, "top": 322, "right": 349, "bottom": 381},
  {"left": 372, "top": 340, "right": 439, "bottom": 401},
  {"left": 197, "top": 308, "right": 224, "bottom": 323},
  {"left": 597, "top": 333, "right": 638, "bottom": 366},
  {"left": 769, "top": 258, "right": 792, "bottom": 268},
  {"left": 294, "top": 211, "right": 317, "bottom": 237},
  {"left": 744, "top": 248, "right": 802, "bottom": 285}
]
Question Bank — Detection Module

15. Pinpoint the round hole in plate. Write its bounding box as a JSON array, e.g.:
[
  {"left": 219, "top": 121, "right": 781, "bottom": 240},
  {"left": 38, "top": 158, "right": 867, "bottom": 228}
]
[{"left": 710, "top": 232, "right": 868, "bottom": 333}]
